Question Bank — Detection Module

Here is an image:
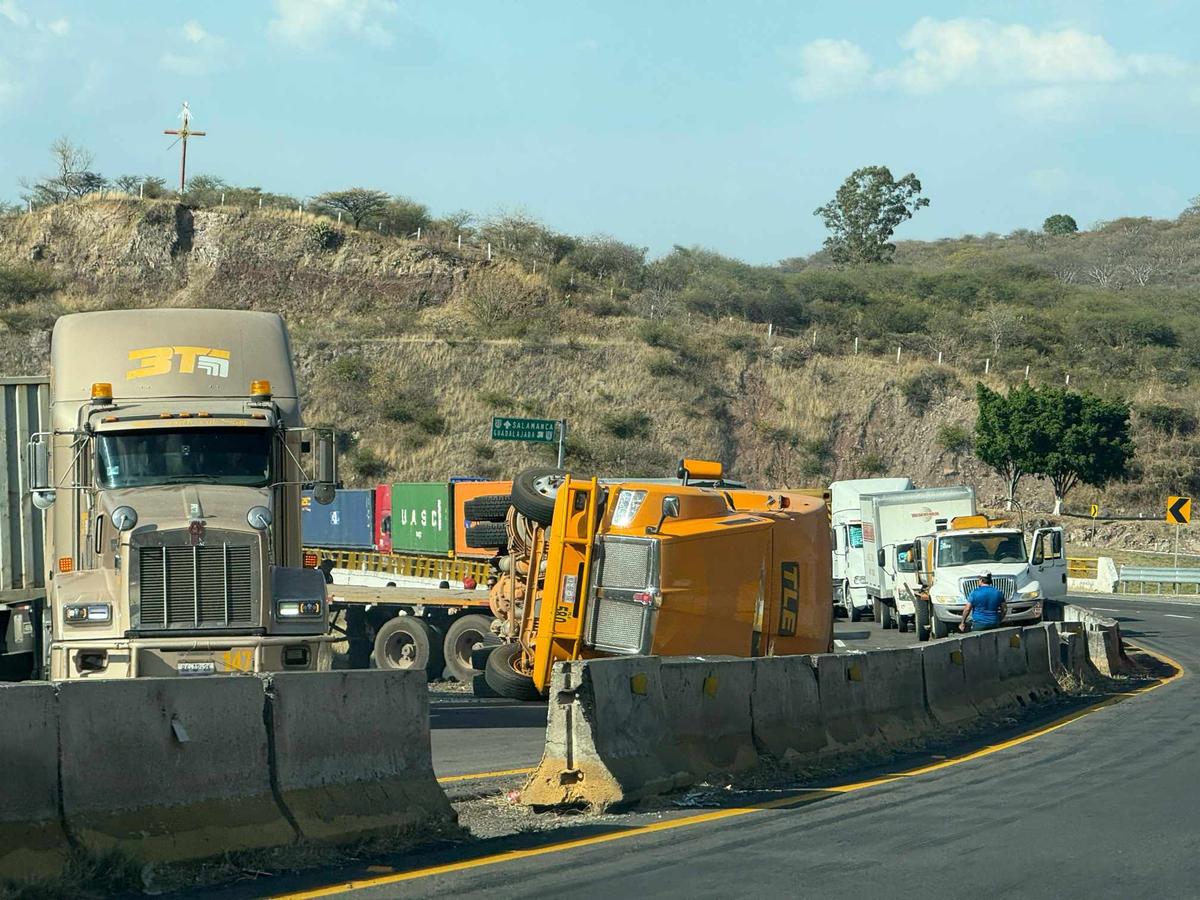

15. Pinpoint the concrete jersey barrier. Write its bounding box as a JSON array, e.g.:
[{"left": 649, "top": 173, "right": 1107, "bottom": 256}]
[{"left": 523, "top": 611, "right": 1130, "bottom": 809}]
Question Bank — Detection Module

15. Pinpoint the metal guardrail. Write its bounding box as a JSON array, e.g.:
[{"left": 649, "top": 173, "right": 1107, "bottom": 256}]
[
  {"left": 1118, "top": 565, "right": 1200, "bottom": 595},
  {"left": 1067, "top": 557, "right": 1098, "bottom": 579},
  {"left": 306, "top": 549, "right": 491, "bottom": 585}
]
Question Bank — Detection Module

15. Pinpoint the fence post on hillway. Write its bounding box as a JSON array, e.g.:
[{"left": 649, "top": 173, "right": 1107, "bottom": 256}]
[
  {"left": 812, "top": 329, "right": 817, "bottom": 348},
  {"left": 220, "top": 192, "right": 225, "bottom": 205},
  {"left": 1065, "top": 374, "right": 1070, "bottom": 386},
  {"left": 487, "top": 242, "right": 492, "bottom": 261},
  {"left": 985, "top": 358, "right": 990, "bottom": 375},
  {"left": 259, "top": 198, "right": 263, "bottom": 208},
  {"left": 1025, "top": 365, "right": 1030, "bottom": 381},
  {"left": 336, "top": 211, "right": 342, "bottom": 224},
  {"left": 139, "top": 183, "right": 144, "bottom": 200},
  {"left": 896, "top": 345, "right": 902, "bottom": 364},
  {"left": 854, "top": 337, "right": 859, "bottom": 354},
  {"left": 457, "top": 233, "right": 462, "bottom": 250},
  {"left": 416, "top": 226, "right": 422, "bottom": 240},
  {"left": 937, "top": 351, "right": 943, "bottom": 365}
]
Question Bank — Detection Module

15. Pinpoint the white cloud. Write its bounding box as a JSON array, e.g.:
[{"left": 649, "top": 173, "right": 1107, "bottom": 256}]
[
  {"left": 0, "top": 0, "right": 28, "bottom": 27},
  {"left": 791, "top": 38, "right": 872, "bottom": 101},
  {"left": 268, "top": 0, "right": 399, "bottom": 49},
  {"left": 44, "top": 17, "right": 68, "bottom": 36},
  {"left": 161, "top": 20, "right": 229, "bottom": 75},
  {"left": 876, "top": 18, "right": 1178, "bottom": 93}
]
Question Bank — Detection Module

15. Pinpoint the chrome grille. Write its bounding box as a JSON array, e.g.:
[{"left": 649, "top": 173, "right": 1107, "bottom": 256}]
[
  {"left": 960, "top": 575, "right": 1017, "bottom": 601},
  {"left": 585, "top": 597, "right": 651, "bottom": 654},
  {"left": 138, "top": 544, "right": 255, "bottom": 628},
  {"left": 596, "top": 539, "right": 652, "bottom": 590}
]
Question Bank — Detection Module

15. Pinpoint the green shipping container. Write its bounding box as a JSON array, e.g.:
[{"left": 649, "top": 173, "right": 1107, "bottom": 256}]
[{"left": 390, "top": 482, "right": 452, "bottom": 554}]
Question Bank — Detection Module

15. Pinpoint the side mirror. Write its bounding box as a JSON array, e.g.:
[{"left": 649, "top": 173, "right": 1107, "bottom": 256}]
[
  {"left": 877, "top": 549, "right": 885, "bottom": 568},
  {"left": 314, "top": 432, "right": 336, "bottom": 505},
  {"left": 648, "top": 495, "right": 680, "bottom": 534},
  {"left": 27, "top": 439, "right": 55, "bottom": 509}
]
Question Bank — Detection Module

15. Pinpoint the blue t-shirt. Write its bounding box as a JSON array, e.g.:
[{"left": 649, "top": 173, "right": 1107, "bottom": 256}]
[{"left": 967, "top": 585, "right": 1005, "bottom": 626}]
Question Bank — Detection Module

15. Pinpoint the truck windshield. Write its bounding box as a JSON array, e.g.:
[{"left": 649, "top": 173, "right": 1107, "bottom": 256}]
[
  {"left": 847, "top": 524, "right": 864, "bottom": 549},
  {"left": 95, "top": 428, "right": 271, "bottom": 489},
  {"left": 936, "top": 532, "right": 1026, "bottom": 568}
]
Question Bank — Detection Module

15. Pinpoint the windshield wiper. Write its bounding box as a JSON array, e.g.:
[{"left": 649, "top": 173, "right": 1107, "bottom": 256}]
[{"left": 160, "top": 474, "right": 222, "bottom": 483}]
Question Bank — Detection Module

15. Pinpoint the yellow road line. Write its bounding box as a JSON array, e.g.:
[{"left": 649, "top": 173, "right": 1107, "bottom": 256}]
[
  {"left": 274, "top": 646, "right": 1184, "bottom": 899},
  {"left": 437, "top": 767, "right": 534, "bottom": 784}
]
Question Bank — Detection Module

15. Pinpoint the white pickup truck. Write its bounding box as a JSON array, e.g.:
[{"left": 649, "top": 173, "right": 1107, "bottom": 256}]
[{"left": 910, "top": 520, "right": 1068, "bottom": 639}]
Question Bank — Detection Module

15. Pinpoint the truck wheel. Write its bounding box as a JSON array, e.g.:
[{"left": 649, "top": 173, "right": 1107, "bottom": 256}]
[
  {"left": 372, "top": 617, "right": 445, "bottom": 680},
  {"left": 897, "top": 616, "right": 910, "bottom": 634},
  {"left": 465, "top": 522, "right": 508, "bottom": 550},
  {"left": 915, "top": 601, "right": 930, "bottom": 643},
  {"left": 931, "top": 612, "right": 949, "bottom": 640},
  {"left": 463, "top": 494, "right": 513, "bottom": 523},
  {"left": 511, "top": 467, "right": 567, "bottom": 526},
  {"left": 874, "top": 599, "right": 894, "bottom": 630},
  {"left": 443, "top": 614, "right": 499, "bottom": 682},
  {"left": 849, "top": 603, "right": 863, "bottom": 623},
  {"left": 484, "top": 642, "right": 543, "bottom": 701}
]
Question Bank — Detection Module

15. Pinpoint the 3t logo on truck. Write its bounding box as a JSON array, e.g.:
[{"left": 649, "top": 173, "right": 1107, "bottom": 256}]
[
  {"left": 126, "top": 346, "right": 231, "bottom": 380},
  {"left": 779, "top": 562, "right": 800, "bottom": 636}
]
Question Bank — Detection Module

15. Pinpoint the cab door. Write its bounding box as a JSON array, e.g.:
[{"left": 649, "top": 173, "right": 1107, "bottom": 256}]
[{"left": 1030, "top": 527, "right": 1067, "bottom": 599}]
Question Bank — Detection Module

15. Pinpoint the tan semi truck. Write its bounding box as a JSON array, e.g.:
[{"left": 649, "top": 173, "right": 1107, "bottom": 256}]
[{"left": 22, "top": 309, "right": 337, "bottom": 679}]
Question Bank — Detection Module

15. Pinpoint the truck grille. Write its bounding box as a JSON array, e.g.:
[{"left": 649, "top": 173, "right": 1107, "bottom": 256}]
[
  {"left": 138, "top": 544, "right": 255, "bottom": 628},
  {"left": 595, "top": 539, "right": 652, "bottom": 590},
  {"left": 585, "top": 597, "right": 652, "bottom": 654},
  {"left": 960, "top": 575, "right": 1017, "bottom": 600}
]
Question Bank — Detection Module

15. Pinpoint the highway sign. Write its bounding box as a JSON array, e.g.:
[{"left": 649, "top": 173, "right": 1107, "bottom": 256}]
[
  {"left": 1089, "top": 504, "right": 1099, "bottom": 518},
  {"left": 1167, "top": 496, "right": 1192, "bottom": 525},
  {"left": 491, "top": 417, "right": 557, "bottom": 443}
]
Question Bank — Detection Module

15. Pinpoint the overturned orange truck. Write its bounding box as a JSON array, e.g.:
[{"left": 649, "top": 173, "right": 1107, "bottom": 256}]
[{"left": 483, "top": 460, "right": 833, "bottom": 700}]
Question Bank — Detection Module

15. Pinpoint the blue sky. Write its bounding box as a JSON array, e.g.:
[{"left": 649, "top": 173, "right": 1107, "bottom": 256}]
[{"left": 1, "top": 1, "right": 1197, "bottom": 263}]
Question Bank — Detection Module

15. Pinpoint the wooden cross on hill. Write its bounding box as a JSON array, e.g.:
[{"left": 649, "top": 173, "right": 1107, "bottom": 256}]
[{"left": 163, "top": 101, "right": 207, "bottom": 194}]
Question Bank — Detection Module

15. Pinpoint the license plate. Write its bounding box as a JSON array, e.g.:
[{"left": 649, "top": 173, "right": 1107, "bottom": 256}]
[{"left": 178, "top": 661, "right": 216, "bottom": 676}]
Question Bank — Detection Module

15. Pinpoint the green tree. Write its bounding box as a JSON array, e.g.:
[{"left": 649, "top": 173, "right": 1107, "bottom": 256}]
[
  {"left": 813, "top": 165, "right": 929, "bottom": 265},
  {"left": 1043, "top": 214, "right": 1078, "bottom": 236},
  {"left": 313, "top": 188, "right": 389, "bottom": 228},
  {"left": 1027, "top": 387, "right": 1134, "bottom": 514},
  {"left": 974, "top": 383, "right": 1041, "bottom": 510}
]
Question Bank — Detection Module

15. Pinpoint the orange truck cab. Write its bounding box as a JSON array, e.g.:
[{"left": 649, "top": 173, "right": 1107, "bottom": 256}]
[{"left": 496, "top": 461, "right": 833, "bottom": 698}]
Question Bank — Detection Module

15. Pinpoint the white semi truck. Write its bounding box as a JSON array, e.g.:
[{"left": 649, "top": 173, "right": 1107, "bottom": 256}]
[
  {"left": 861, "top": 486, "right": 976, "bottom": 633},
  {"left": 830, "top": 477, "right": 912, "bottom": 621}
]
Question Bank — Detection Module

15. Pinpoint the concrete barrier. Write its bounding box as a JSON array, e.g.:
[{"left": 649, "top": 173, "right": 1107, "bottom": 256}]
[
  {"left": 659, "top": 658, "right": 757, "bottom": 776},
  {"left": 0, "top": 683, "right": 69, "bottom": 881},
  {"left": 58, "top": 677, "right": 294, "bottom": 863},
  {"left": 921, "top": 638, "right": 975, "bottom": 727},
  {"left": 814, "top": 653, "right": 880, "bottom": 749},
  {"left": 266, "top": 670, "right": 455, "bottom": 843},
  {"left": 958, "top": 630, "right": 1008, "bottom": 714},
  {"left": 522, "top": 656, "right": 687, "bottom": 809},
  {"left": 863, "top": 648, "right": 932, "bottom": 743},
  {"left": 750, "top": 655, "right": 825, "bottom": 760}
]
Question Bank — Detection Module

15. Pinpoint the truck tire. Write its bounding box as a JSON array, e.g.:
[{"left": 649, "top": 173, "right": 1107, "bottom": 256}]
[
  {"left": 484, "top": 641, "right": 542, "bottom": 701},
  {"left": 915, "top": 600, "right": 930, "bottom": 643},
  {"left": 511, "top": 467, "right": 567, "bottom": 526},
  {"left": 849, "top": 602, "right": 864, "bottom": 623},
  {"left": 463, "top": 494, "right": 513, "bottom": 523},
  {"left": 443, "top": 614, "right": 499, "bottom": 682},
  {"left": 931, "top": 611, "right": 949, "bottom": 640},
  {"left": 372, "top": 616, "right": 445, "bottom": 680},
  {"left": 874, "top": 598, "right": 894, "bottom": 630},
  {"left": 465, "top": 522, "right": 508, "bottom": 550}
]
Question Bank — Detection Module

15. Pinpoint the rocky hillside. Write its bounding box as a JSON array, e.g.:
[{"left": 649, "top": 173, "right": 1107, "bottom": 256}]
[{"left": 1, "top": 197, "right": 1195, "bottom": 551}]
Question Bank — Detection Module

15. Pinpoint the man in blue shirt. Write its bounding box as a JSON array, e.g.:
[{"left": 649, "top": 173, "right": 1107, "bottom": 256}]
[{"left": 960, "top": 573, "right": 1006, "bottom": 632}]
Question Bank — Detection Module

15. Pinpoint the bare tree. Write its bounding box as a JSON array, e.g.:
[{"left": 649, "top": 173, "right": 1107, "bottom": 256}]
[
  {"left": 976, "top": 299, "right": 1020, "bottom": 356},
  {"left": 20, "top": 137, "right": 105, "bottom": 205}
]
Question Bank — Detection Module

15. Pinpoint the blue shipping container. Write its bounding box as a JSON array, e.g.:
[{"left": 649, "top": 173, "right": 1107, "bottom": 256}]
[{"left": 301, "top": 488, "right": 376, "bottom": 549}]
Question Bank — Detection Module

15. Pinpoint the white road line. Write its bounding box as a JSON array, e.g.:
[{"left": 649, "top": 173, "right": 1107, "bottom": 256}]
[
  {"left": 834, "top": 639, "right": 847, "bottom": 648},
  {"left": 1091, "top": 607, "right": 1118, "bottom": 612},
  {"left": 1164, "top": 613, "right": 1193, "bottom": 619}
]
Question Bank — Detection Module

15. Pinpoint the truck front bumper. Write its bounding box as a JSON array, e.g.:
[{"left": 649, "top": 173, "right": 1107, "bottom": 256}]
[
  {"left": 931, "top": 600, "right": 1043, "bottom": 625},
  {"left": 49, "top": 634, "right": 338, "bottom": 679}
]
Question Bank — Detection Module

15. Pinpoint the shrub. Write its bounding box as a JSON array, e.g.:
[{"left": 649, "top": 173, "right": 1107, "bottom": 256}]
[
  {"left": 646, "top": 352, "right": 682, "bottom": 378},
  {"left": 860, "top": 451, "right": 887, "bottom": 475},
  {"left": 380, "top": 393, "right": 445, "bottom": 435},
  {"left": 1138, "top": 403, "right": 1198, "bottom": 436},
  {"left": 348, "top": 447, "right": 388, "bottom": 480},
  {"left": 636, "top": 320, "right": 682, "bottom": 350},
  {"left": 899, "top": 368, "right": 958, "bottom": 413},
  {"left": 307, "top": 222, "right": 345, "bottom": 252},
  {"left": 329, "top": 354, "right": 372, "bottom": 390},
  {"left": 602, "top": 410, "right": 652, "bottom": 440},
  {"left": 936, "top": 423, "right": 972, "bottom": 453},
  {"left": 479, "top": 389, "right": 513, "bottom": 409},
  {"left": 0, "top": 264, "right": 57, "bottom": 305}
]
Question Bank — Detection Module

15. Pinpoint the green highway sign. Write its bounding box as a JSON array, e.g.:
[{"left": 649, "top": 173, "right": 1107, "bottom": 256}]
[{"left": 492, "top": 416, "right": 558, "bottom": 443}]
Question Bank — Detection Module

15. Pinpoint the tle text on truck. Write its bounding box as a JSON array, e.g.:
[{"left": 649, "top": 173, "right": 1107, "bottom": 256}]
[
  {"left": 861, "top": 486, "right": 976, "bottom": 634},
  {"left": 830, "top": 477, "right": 912, "bottom": 621},
  {"left": 11, "top": 309, "right": 338, "bottom": 680}
]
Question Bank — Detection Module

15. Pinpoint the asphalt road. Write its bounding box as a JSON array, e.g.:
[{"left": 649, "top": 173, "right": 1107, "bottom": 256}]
[{"left": 278, "top": 595, "right": 1200, "bottom": 898}]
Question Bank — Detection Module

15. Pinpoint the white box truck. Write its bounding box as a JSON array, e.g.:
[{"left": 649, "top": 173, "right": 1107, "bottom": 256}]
[
  {"left": 861, "top": 486, "right": 975, "bottom": 632},
  {"left": 830, "top": 478, "right": 913, "bottom": 621}
]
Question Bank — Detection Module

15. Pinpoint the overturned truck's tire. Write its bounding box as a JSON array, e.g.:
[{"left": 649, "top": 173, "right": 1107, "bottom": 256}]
[
  {"left": 372, "top": 616, "right": 444, "bottom": 680},
  {"left": 484, "top": 641, "right": 543, "bottom": 701},
  {"left": 443, "top": 614, "right": 499, "bottom": 682},
  {"left": 511, "top": 467, "right": 567, "bottom": 526},
  {"left": 465, "top": 522, "right": 508, "bottom": 550},
  {"left": 463, "top": 494, "right": 513, "bottom": 523}
]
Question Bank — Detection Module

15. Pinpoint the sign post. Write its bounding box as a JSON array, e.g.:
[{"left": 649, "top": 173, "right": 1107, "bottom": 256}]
[
  {"left": 491, "top": 416, "right": 567, "bottom": 467},
  {"left": 1167, "top": 496, "right": 1192, "bottom": 569},
  {"left": 1089, "top": 503, "right": 1099, "bottom": 543}
]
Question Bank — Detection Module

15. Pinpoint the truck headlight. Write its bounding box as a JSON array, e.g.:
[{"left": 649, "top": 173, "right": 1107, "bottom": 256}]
[
  {"left": 277, "top": 600, "right": 323, "bottom": 618},
  {"left": 931, "top": 594, "right": 958, "bottom": 605},
  {"left": 64, "top": 603, "right": 112, "bottom": 624},
  {"left": 1016, "top": 581, "right": 1041, "bottom": 599}
]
